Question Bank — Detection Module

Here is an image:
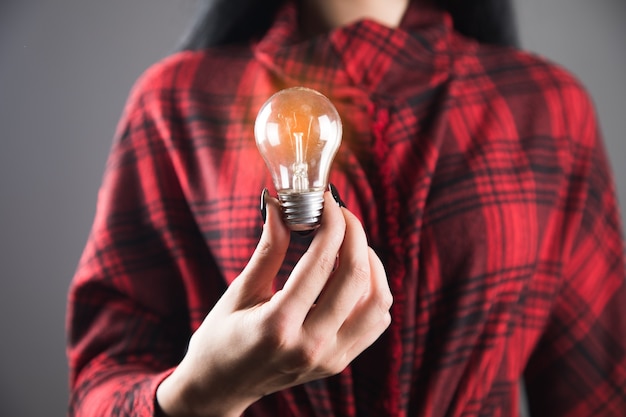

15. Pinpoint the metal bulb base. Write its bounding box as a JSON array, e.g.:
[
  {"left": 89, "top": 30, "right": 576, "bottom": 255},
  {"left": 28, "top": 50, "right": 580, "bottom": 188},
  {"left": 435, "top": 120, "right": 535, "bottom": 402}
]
[{"left": 277, "top": 190, "right": 325, "bottom": 232}]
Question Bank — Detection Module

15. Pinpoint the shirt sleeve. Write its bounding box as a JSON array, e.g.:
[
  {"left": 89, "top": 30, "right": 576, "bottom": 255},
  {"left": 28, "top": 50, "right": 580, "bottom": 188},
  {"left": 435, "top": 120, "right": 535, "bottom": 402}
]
[
  {"left": 523, "top": 78, "right": 626, "bottom": 416},
  {"left": 67, "top": 60, "right": 215, "bottom": 416}
]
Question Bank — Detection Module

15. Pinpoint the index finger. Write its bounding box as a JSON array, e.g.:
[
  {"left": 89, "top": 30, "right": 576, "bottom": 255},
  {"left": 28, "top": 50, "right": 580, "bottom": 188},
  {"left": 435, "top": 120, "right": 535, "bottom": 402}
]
[
  {"left": 304, "top": 207, "right": 371, "bottom": 334},
  {"left": 278, "top": 192, "right": 346, "bottom": 323}
]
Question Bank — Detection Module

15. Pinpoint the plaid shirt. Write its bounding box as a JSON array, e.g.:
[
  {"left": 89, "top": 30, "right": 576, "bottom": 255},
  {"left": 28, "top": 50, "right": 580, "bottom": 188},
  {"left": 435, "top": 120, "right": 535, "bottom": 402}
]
[{"left": 67, "top": 1, "right": 626, "bottom": 416}]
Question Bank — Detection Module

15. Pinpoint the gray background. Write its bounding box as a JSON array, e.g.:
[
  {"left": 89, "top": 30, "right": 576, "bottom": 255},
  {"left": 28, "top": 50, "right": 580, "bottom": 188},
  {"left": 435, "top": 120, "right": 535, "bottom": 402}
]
[{"left": 0, "top": 1, "right": 624, "bottom": 415}]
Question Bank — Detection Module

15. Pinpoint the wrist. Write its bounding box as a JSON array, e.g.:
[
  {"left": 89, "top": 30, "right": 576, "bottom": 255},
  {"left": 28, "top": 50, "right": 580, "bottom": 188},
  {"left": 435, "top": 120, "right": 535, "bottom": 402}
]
[{"left": 156, "top": 362, "right": 251, "bottom": 417}]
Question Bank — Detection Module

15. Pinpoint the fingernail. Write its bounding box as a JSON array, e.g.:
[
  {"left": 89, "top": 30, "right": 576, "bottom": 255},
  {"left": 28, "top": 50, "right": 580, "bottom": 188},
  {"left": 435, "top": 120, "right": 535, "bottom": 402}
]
[
  {"left": 260, "top": 188, "right": 269, "bottom": 223},
  {"left": 328, "top": 183, "right": 346, "bottom": 208}
]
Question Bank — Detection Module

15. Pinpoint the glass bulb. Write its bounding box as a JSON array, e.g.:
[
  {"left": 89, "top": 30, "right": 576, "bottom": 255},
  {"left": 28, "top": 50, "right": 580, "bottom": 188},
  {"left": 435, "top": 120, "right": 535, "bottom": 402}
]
[{"left": 255, "top": 87, "right": 342, "bottom": 232}]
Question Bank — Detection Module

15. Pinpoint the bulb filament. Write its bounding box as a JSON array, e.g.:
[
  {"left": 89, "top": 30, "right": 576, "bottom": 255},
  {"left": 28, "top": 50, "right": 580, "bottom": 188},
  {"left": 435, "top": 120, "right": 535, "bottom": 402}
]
[{"left": 291, "top": 131, "right": 309, "bottom": 191}]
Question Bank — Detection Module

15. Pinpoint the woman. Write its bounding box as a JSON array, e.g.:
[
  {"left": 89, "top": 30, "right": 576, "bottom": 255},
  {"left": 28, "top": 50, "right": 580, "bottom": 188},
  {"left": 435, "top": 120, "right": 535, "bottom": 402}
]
[{"left": 67, "top": 0, "right": 626, "bottom": 416}]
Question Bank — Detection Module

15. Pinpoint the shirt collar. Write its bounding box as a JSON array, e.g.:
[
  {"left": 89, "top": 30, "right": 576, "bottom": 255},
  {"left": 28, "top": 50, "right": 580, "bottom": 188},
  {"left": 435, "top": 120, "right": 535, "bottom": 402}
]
[{"left": 253, "top": 0, "right": 452, "bottom": 99}]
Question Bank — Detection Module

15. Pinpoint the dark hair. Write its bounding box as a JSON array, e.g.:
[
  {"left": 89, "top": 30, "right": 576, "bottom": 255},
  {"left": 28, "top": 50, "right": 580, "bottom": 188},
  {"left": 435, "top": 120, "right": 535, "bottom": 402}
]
[
  {"left": 179, "top": 0, "right": 284, "bottom": 50},
  {"left": 179, "top": 0, "right": 519, "bottom": 50},
  {"left": 441, "top": 0, "right": 519, "bottom": 47}
]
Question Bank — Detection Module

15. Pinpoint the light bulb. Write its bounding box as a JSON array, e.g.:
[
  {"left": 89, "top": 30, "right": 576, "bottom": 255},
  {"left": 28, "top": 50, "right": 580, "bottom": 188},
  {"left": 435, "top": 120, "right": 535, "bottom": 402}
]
[{"left": 255, "top": 87, "right": 343, "bottom": 232}]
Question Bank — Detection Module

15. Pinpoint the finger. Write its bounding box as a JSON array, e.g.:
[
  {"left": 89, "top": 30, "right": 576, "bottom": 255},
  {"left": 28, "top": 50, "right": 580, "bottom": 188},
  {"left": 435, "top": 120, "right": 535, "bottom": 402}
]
[
  {"left": 279, "top": 192, "right": 346, "bottom": 323},
  {"left": 234, "top": 193, "right": 291, "bottom": 306},
  {"left": 344, "top": 310, "right": 392, "bottom": 361},
  {"left": 304, "top": 208, "right": 371, "bottom": 334},
  {"left": 338, "top": 247, "right": 393, "bottom": 355}
]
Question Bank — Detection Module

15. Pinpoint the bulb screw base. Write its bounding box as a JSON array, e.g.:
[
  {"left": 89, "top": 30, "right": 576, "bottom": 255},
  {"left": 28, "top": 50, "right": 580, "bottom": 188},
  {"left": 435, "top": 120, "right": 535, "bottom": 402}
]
[{"left": 277, "top": 190, "right": 325, "bottom": 232}]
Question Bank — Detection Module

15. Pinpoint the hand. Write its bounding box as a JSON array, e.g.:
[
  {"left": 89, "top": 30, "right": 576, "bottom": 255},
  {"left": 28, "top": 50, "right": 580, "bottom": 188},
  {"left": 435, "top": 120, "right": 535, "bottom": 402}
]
[{"left": 157, "top": 191, "right": 392, "bottom": 417}]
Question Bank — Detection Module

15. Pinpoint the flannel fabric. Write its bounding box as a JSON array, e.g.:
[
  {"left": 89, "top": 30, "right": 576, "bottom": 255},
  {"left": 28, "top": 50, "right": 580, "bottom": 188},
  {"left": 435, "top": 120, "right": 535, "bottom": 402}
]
[{"left": 67, "top": 1, "right": 626, "bottom": 416}]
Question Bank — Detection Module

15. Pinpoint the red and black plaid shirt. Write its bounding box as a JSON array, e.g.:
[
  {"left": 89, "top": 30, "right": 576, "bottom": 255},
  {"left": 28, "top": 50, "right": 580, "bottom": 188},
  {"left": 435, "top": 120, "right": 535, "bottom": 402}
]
[{"left": 67, "top": 1, "right": 626, "bottom": 416}]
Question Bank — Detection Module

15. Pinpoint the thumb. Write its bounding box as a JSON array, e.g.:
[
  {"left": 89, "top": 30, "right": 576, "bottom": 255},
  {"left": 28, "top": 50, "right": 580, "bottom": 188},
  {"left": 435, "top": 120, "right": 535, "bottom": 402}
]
[{"left": 232, "top": 190, "right": 291, "bottom": 307}]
